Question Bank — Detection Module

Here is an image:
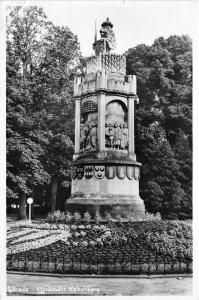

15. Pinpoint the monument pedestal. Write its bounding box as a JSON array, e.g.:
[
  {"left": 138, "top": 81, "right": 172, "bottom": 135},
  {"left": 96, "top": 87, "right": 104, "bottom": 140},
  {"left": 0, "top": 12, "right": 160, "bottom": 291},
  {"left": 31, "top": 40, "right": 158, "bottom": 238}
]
[
  {"left": 67, "top": 195, "right": 145, "bottom": 219},
  {"left": 65, "top": 18, "right": 145, "bottom": 219},
  {"left": 67, "top": 156, "right": 145, "bottom": 218},
  {"left": 66, "top": 200, "right": 145, "bottom": 219}
]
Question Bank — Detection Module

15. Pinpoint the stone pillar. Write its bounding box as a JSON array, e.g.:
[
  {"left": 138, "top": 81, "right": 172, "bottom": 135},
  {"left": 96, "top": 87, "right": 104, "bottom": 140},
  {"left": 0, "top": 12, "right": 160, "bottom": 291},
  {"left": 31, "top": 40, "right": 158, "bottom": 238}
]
[
  {"left": 97, "top": 93, "right": 106, "bottom": 152},
  {"left": 128, "top": 96, "right": 135, "bottom": 158},
  {"left": 74, "top": 97, "right": 81, "bottom": 154}
]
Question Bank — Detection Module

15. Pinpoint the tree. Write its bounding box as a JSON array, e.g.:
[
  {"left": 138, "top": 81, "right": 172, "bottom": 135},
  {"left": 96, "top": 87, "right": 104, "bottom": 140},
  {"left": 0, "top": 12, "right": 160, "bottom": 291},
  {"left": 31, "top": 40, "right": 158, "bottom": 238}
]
[
  {"left": 172, "top": 129, "right": 192, "bottom": 219},
  {"left": 126, "top": 35, "right": 192, "bottom": 143},
  {"left": 30, "top": 22, "right": 79, "bottom": 212},
  {"left": 6, "top": 6, "right": 80, "bottom": 218},
  {"left": 6, "top": 13, "right": 51, "bottom": 218},
  {"left": 126, "top": 35, "right": 192, "bottom": 219},
  {"left": 136, "top": 123, "right": 184, "bottom": 219}
]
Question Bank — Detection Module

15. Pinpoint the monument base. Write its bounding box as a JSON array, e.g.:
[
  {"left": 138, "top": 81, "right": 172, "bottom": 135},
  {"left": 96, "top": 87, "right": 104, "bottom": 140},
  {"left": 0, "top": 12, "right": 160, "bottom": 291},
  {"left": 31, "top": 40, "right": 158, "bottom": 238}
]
[{"left": 65, "top": 195, "right": 145, "bottom": 219}]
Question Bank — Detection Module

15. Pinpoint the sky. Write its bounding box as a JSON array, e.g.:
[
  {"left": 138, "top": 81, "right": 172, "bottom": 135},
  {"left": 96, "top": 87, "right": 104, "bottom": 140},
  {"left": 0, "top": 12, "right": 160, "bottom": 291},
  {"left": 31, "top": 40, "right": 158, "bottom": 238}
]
[{"left": 36, "top": 0, "right": 198, "bottom": 57}]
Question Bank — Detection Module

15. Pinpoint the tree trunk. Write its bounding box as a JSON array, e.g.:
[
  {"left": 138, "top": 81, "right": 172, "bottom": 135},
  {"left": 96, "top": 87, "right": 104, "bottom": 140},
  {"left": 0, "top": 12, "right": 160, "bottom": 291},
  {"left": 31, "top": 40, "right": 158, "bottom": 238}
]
[
  {"left": 18, "top": 192, "right": 27, "bottom": 220},
  {"left": 51, "top": 178, "right": 57, "bottom": 212}
]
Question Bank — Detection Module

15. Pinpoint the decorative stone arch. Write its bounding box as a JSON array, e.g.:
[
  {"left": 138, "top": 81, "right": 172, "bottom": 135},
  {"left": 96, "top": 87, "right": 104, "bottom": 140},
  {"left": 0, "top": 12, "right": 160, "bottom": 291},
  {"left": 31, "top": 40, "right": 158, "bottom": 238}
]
[
  {"left": 105, "top": 99, "right": 128, "bottom": 125},
  {"left": 105, "top": 99, "right": 129, "bottom": 151},
  {"left": 105, "top": 97, "right": 127, "bottom": 108}
]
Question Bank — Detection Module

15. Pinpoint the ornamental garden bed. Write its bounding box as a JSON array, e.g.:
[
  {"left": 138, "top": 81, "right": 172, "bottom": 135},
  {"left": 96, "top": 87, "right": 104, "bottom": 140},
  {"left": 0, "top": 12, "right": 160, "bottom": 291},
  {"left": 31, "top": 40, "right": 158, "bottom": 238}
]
[{"left": 7, "top": 220, "right": 192, "bottom": 275}]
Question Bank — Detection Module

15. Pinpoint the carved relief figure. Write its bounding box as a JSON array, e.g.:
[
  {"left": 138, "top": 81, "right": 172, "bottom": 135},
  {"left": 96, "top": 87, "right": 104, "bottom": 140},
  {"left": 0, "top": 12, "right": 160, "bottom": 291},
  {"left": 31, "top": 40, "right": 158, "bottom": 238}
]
[
  {"left": 80, "top": 121, "right": 98, "bottom": 151},
  {"left": 93, "top": 18, "right": 116, "bottom": 55},
  {"left": 118, "top": 123, "right": 123, "bottom": 149},
  {"left": 90, "top": 123, "right": 97, "bottom": 149},
  {"left": 105, "top": 121, "right": 129, "bottom": 150},
  {"left": 80, "top": 124, "right": 87, "bottom": 150},
  {"left": 120, "top": 123, "right": 125, "bottom": 149},
  {"left": 114, "top": 122, "right": 121, "bottom": 149},
  {"left": 105, "top": 100, "right": 128, "bottom": 150},
  {"left": 109, "top": 123, "right": 114, "bottom": 148},
  {"left": 100, "top": 22, "right": 116, "bottom": 52},
  {"left": 123, "top": 123, "right": 128, "bottom": 149},
  {"left": 105, "top": 123, "right": 110, "bottom": 147}
]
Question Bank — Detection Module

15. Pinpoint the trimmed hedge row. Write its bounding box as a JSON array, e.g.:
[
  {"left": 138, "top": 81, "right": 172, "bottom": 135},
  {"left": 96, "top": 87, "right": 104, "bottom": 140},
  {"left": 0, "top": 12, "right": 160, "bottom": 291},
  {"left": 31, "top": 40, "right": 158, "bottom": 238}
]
[{"left": 46, "top": 210, "right": 162, "bottom": 223}]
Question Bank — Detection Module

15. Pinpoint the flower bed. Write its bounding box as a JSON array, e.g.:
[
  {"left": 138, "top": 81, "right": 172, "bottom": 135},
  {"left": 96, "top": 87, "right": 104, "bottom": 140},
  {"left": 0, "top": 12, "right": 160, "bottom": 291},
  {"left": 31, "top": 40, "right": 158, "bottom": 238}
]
[
  {"left": 7, "top": 220, "right": 192, "bottom": 274},
  {"left": 7, "top": 223, "right": 71, "bottom": 254}
]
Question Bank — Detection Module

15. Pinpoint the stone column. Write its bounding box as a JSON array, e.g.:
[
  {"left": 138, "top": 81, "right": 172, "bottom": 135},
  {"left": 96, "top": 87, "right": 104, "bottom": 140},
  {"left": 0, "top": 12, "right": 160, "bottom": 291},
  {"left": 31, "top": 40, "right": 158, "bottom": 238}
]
[
  {"left": 97, "top": 93, "right": 106, "bottom": 152},
  {"left": 128, "top": 96, "right": 135, "bottom": 158},
  {"left": 74, "top": 97, "right": 81, "bottom": 154}
]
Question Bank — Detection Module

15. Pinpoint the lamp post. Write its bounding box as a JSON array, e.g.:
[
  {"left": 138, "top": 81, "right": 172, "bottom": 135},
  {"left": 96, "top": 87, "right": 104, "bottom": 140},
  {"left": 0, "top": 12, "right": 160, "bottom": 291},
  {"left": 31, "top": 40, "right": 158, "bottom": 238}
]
[{"left": 27, "top": 197, "right": 33, "bottom": 223}]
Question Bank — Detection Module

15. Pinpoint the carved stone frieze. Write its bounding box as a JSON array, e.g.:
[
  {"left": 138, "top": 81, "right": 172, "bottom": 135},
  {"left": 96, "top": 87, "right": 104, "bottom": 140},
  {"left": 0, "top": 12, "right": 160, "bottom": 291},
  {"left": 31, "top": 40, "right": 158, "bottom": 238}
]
[
  {"left": 85, "top": 165, "right": 94, "bottom": 179},
  {"left": 126, "top": 166, "right": 134, "bottom": 180},
  {"left": 116, "top": 165, "right": 126, "bottom": 179},
  {"left": 105, "top": 165, "right": 116, "bottom": 179},
  {"left": 94, "top": 166, "right": 105, "bottom": 179},
  {"left": 86, "top": 57, "right": 98, "bottom": 74},
  {"left": 74, "top": 89, "right": 136, "bottom": 99},
  {"left": 76, "top": 166, "right": 84, "bottom": 180},
  {"left": 72, "top": 164, "right": 140, "bottom": 180},
  {"left": 101, "top": 54, "right": 126, "bottom": 75},
  {"left": 81, "top": 100, "right": 97, "bottom": 114},
  {"left": 134, "top": 166, "right": 140, "bottom": 180},
  {"left": 82, "top": 96, "right": 98, "bottom": 105}
]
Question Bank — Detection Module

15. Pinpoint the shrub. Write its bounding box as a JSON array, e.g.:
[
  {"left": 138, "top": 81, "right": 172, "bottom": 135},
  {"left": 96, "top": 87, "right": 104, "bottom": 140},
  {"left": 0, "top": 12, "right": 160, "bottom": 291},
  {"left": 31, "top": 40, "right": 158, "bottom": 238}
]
[
  {"left": 127, "top": 215, "right": 135, "bottom": 223},
  {"left": 73, "top": 212, "right": 81, "bottom": 223},
  {"left": 53, "top": 210, "right": 62, "bottom": 223},
  {"left": 83, "top": 212, "right": 91, "bottom": 224},
  {"left": 60, "top": 212, "right": 66, "bottom": 223},
  {"left": 154, "top": 212, "right": 161, "bottom": 220},
  {"left": 46, "top": 212, "right": 54, "bottom": 223},
  {"left": 104, "top": 212, "right": 114, "bottom": 223},
  {"left": 116, "top": 215, "right": 123, "bottom": 224},
  {"left": 46, "top": 210, "right": 66, "bottom": 223},
  {"left": 94, "top": 211, "right": 102, "bottom": 224},
  {"left": 145, "top": 212, "right": 157, "bottom": 220},
  {"left": 65, "top": 212, "right": 73, "bottom": 223}
]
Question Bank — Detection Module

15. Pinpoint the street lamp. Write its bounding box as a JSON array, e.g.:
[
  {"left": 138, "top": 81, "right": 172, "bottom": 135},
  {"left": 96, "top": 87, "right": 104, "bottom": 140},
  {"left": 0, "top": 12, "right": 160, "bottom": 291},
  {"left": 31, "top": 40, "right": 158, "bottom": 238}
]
[{"left": 27, "top": 197, "right": 33, "bottom": 223}]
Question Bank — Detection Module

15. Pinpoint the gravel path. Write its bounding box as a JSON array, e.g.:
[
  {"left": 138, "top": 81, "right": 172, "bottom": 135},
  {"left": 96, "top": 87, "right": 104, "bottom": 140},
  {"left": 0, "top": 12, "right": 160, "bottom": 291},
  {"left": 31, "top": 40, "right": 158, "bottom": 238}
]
[{"left": 7, "top": 273, "right": 192, "bottom": 296}]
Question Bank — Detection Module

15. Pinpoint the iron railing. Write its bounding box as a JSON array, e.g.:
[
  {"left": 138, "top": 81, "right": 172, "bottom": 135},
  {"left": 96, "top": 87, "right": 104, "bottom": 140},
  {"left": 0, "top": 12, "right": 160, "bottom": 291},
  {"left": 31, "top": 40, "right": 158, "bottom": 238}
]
[{"left": 7, "top": 241, "right": 192, "bottom": 275}]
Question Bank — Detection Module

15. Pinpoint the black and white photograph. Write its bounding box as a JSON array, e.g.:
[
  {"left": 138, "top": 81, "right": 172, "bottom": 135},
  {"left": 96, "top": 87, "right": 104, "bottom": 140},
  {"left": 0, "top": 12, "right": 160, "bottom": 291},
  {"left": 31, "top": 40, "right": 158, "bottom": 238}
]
[{"left": 1, "top": 0, "right": 198, "bottom": 298}]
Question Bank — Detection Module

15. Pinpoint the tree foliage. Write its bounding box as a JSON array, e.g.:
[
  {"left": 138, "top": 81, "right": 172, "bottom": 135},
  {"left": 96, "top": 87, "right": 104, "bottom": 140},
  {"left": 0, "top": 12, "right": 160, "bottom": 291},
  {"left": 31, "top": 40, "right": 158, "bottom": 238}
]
[
  {"left": 6, "top": 6, "right": 80, "bottom": 219},
  {"left": 126, "top": 35, "right": 192, "bottom": 219}
]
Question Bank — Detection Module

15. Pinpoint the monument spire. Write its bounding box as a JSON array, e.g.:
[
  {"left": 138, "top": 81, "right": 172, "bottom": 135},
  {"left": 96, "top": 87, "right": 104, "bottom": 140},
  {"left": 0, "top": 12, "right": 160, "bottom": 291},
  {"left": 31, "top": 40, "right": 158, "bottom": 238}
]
[
  {"left": 94, "top": 20, "right": 97, "bottom": 42},
  {"left": 67, "top": 19, "right": 145, "bottom": 220}
]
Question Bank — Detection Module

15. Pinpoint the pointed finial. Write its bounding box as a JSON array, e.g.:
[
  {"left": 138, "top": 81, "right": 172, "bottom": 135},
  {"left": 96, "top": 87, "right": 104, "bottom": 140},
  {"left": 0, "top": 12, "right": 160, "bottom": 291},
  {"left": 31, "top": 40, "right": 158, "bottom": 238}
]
[{"left": 101, "top": 17, "right": 113, "bottom": 28}]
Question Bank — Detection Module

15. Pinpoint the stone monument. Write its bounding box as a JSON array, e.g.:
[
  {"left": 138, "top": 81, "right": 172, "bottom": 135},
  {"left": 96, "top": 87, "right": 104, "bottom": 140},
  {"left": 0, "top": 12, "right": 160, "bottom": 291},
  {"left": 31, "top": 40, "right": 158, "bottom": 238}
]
[{"left": 66, "top": 18, "right": 145, "bottom": 219}]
